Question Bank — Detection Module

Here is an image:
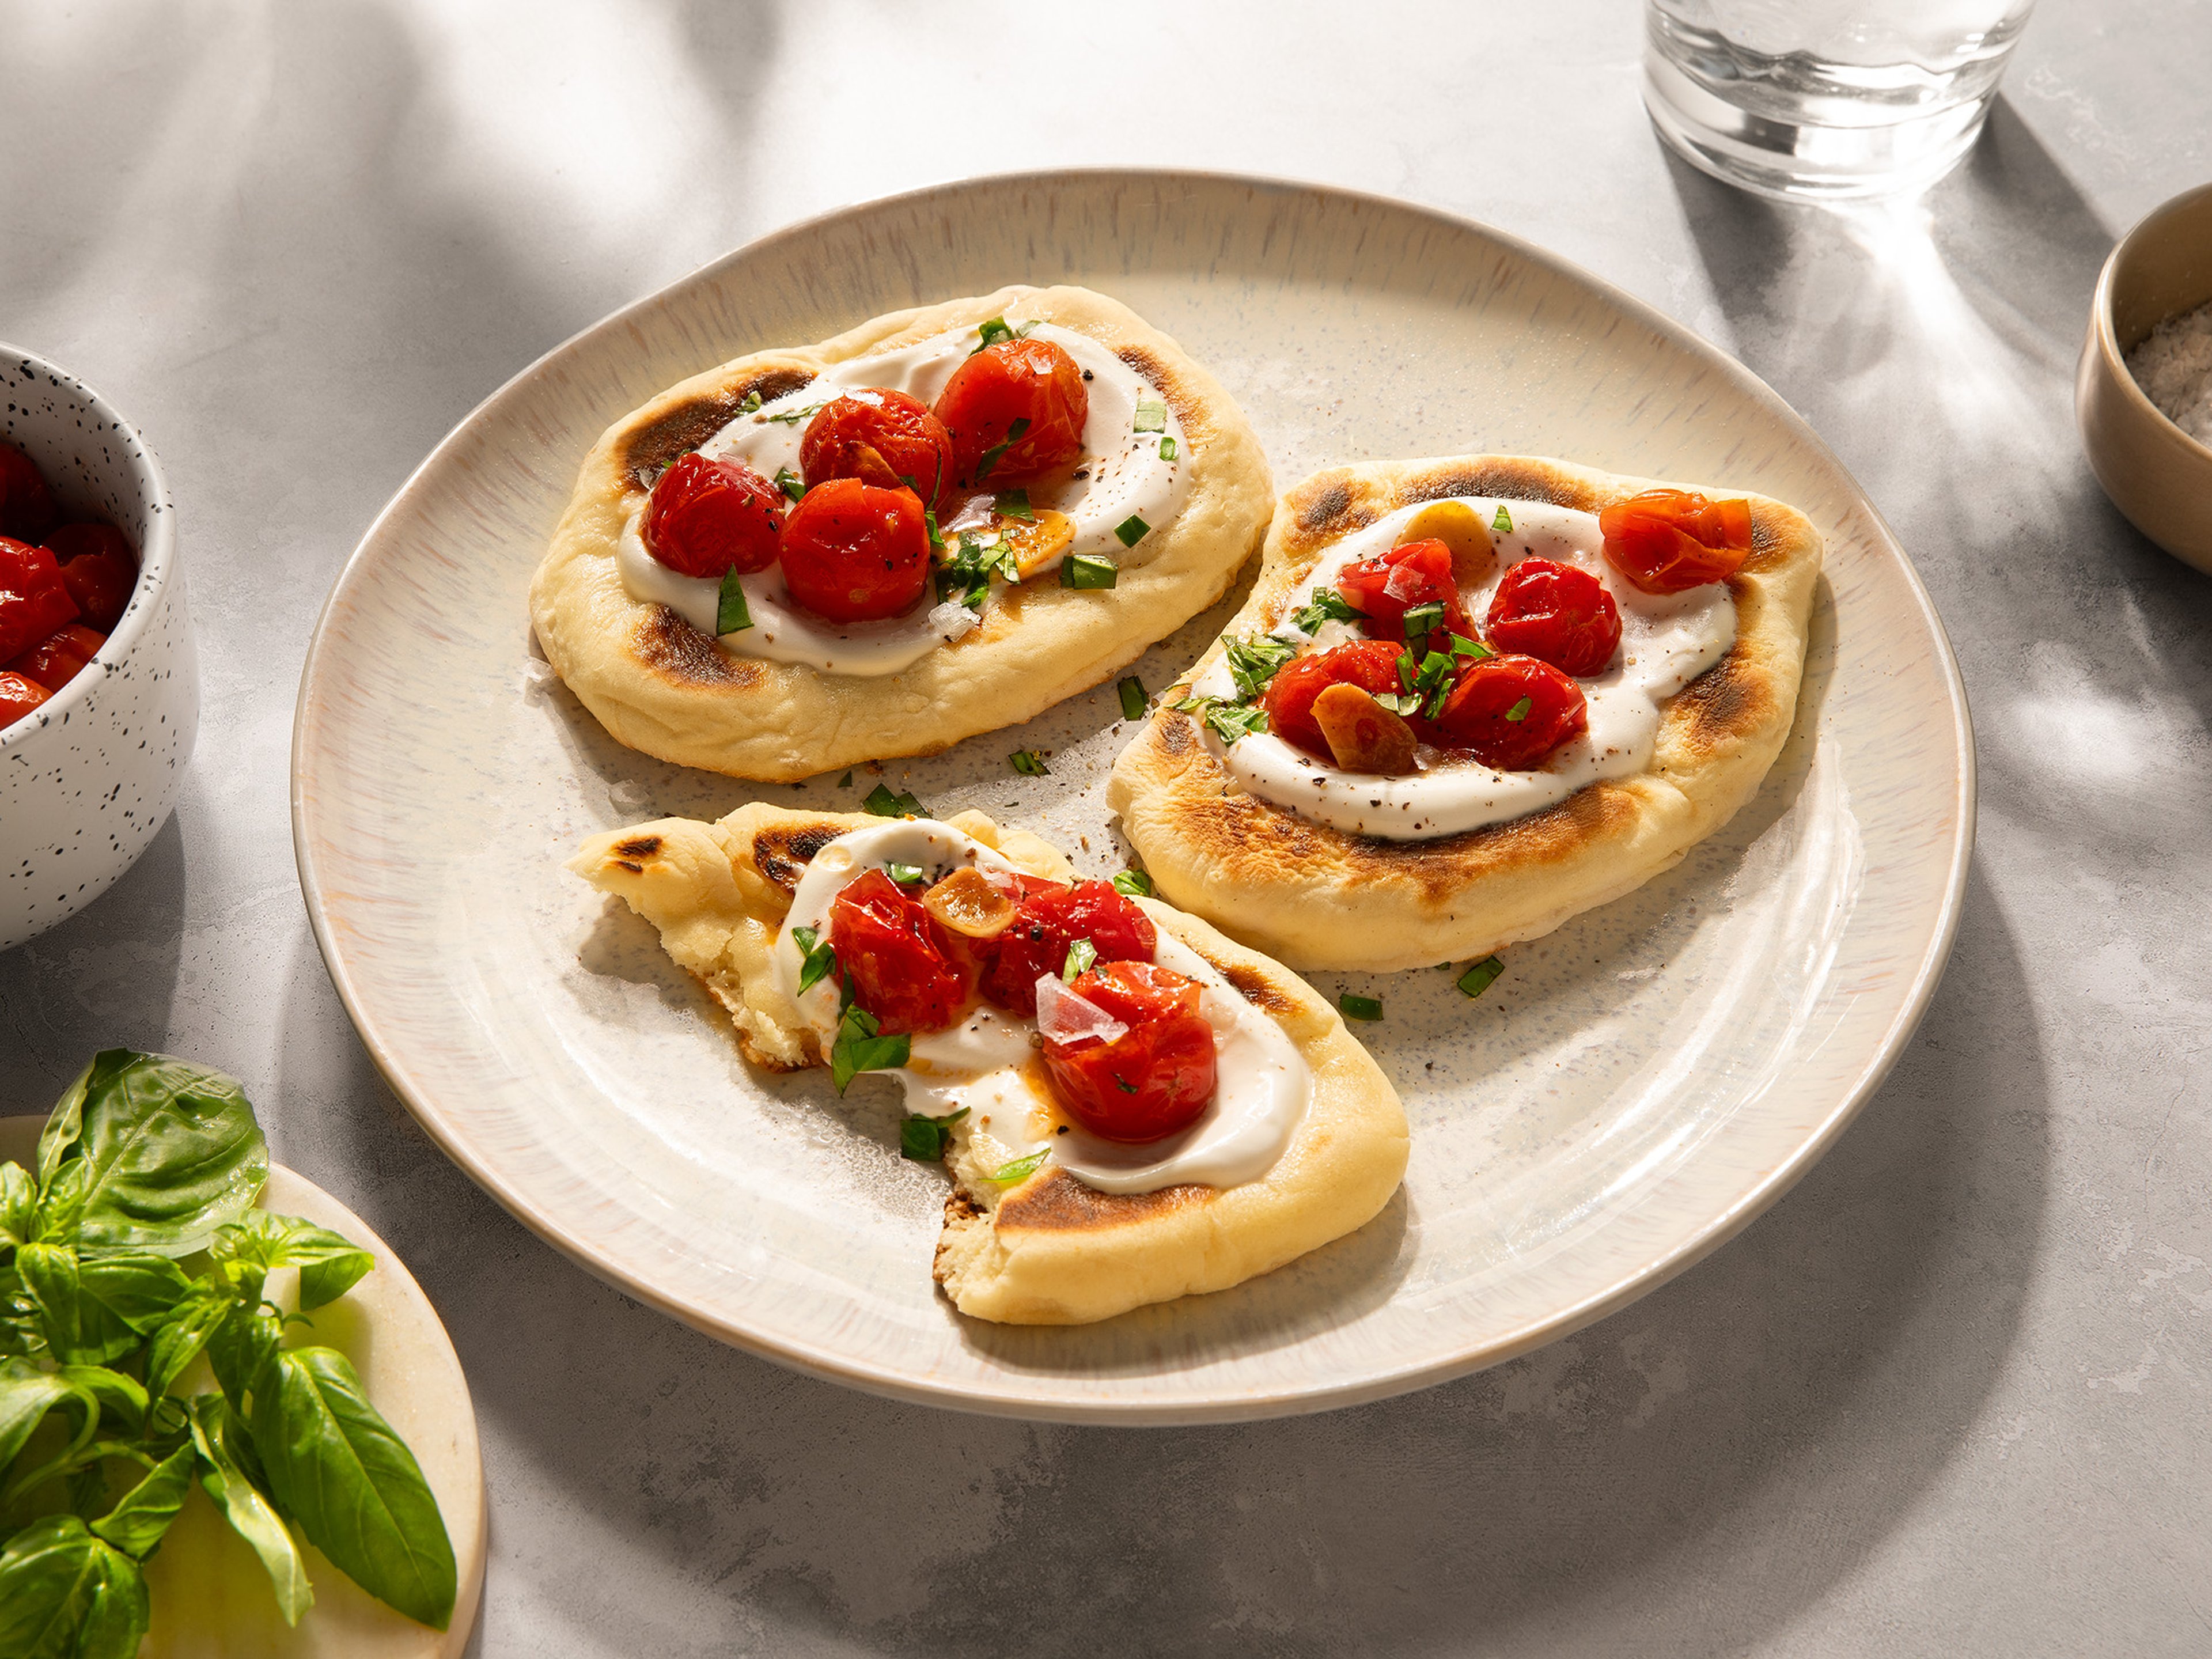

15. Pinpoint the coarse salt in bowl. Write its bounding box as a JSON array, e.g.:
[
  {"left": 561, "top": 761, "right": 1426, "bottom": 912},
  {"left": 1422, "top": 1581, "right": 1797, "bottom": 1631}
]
[{"left": 1, "top": 345, "right": 199, "bottom": 950}]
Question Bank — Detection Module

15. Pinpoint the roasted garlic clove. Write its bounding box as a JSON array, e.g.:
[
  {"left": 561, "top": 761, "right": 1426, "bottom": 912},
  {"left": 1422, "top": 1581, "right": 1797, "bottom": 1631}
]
[{"left": 1312, "top": 683, "right": 1418, "bottom": 775}]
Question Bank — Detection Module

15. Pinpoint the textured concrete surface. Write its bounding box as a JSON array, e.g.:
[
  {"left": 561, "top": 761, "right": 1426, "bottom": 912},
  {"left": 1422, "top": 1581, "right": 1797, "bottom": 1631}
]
[{"left": 3, "top": 2, "right": 2208, "bottom": 1653}]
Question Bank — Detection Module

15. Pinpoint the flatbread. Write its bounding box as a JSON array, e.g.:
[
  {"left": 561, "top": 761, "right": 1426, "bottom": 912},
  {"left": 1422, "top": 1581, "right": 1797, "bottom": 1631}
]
[
  {"left": 531, "top": 285, "right": 1272, "bottom": 782},
  {"left": 1107, "top": 454, "right": 1823, "bottom": 972},
  {"left": 567, "top": 806, "right": 1408, "bottom": 1325}
]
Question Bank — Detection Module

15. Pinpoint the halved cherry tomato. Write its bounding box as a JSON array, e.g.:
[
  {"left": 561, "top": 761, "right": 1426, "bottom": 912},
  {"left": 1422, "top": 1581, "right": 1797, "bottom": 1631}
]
[
  {"left": 1042, "top": 960, "right": 1217, "bottom": 1143},
  {"left": 827, "top": 868, "right": 971, "bottom": 1035},
  {"left": 1597, "top": 489, "right": 1753, "bottom": 594},
  {"left": 1335, "top": 538, "right": 1474, "bottom": 643},
  {"left": 0, "top": 443, "right": 56, "bottom": 541},
  {"left": 0, "top": 671, "right": 51, "bottom": 726},
  {"left": 4, "top": 623, "right": 105, "bottom": 694},
  {"left": 1485, "top": 558, "right": 1622, "bottom": 676},
  {"left": 642, "top": 453, "right": 786, "bottom": 579},
  {"left": 1433, "top": 653, "right": 1587, "bottom": 770},
  {"left": 976, "top": 880, "right": 1157, "bottom": 1017},
  {"left": 45, "top": 522, "right": 138, "bottom": 631},
  {"left": 934, "top": 337, "right": 1089, "bottom": 487},
  {"left": 778, "top": 479, "right": 931, "bottom": 623},
  {"left": 801, "top": 389, "right": 955, "bottom": 509},
  {"left": 0, "top": 537, "right": 81, "bottom": 662},
  {"left": 1262, "top": 639, "right": 1408, "bottom": 763}
]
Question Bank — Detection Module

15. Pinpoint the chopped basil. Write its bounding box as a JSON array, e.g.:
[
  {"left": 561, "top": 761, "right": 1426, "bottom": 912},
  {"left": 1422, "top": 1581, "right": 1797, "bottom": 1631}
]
[
  {"left": 1171, "top": 694, "right": 1270, "bottom": 745},
  {"left": 1132, "top": 397, "right": 1168, "bottom": 434},
  {"left": 1456, "top": 956, "right": 1505, "bottom": 999},
  {"left": 836, "top": 770, "right": 854, "bottom": 787},
  {"left": 923, "top": 508, "right": 947, "bottom": 555},
  {"left": 765, "top": 399, "right": 831, "bottom": 426},
  {"left": 973, "top": 417, "right": 1032, "bottom": 482},
  {"left": 983, "top": 1148, "right": 1051, "bottom": 1185},
  {"left": 1224, "top": 632, "right": 1299, "bottom": 699},
  {"left": 886, "top": 863, "right": 925, "bottom": 885},
  {"left": 717, "top": 569, "right": 753, "bottom": 635},
  {"left": 773, "top": 466, "right": 806, "bottom": 503},
  {"left": 900, "top": 1107, "right": 968, "bottom": 1162},
  {"left": 830, "top": 1003, "right": 910, "bottom": 1094},
  {"left": 1062, "top": 938, "right": 1097, "bottom": 982},
  {"left": 1113, "top": 514, "right": 1150, "bottom": 548},
  {"left": 1449, "top": 632, "right": 1493, "bottom": 660},
  {"left": 937, "top": 531, "right": 1021, "bottom": 609},
  {"left": 790, "top": 925, "right": 838, "bottom": 995},
  {"left": 863, "top": 782, "right": 928, "bottom": 818},
  {"left": 971, "top": 316, "right": 1038, "bottom": 354},
  {"left": 1111, "top": 869, "right": 1153, "bottom": 897},
  {"left": 1399, "top": 601, "right": 1445, "bottom": 638},
  {"left": 1158, "top": 434, "right": 1179, "bottom": 462},
  {"left": 1493, "top": 505, "right": 1513, "bottom": 534},
  {"left": 1290, "top": 588, "right": 1362, "bottom": 634},
  {"left": 1373, "top": 691, "right": 1423, "bottom": 715},
  {"left": 1010, "top": 749, "right": 1050, "bottom": 777},
  {"left": 1114, "top": 1074, "right": 1138, "bottom": 1093},
  {"left": 740, "top": 389, "right": 763, "bottom": 414},
  {"left": 993, "top": 489, "right": 1034, "bottom": 521},
  {"left": 1505, "top": 696, "right": 1533, "bottom": 723},
  {"left": 1060, "top": 554, "right": 1119, "bottom": 589},
  {"left": 1339, "top": 993, "right": 1383, "bottom": 1021},
  {"left": 1118, "top": 675, "right": 1149, "bottom": 721}
]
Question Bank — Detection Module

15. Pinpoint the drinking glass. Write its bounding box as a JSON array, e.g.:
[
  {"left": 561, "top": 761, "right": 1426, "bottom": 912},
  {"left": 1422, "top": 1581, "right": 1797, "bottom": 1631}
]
[{"left": 1642, "top": 0, "right": 2038, "bottom": 200}]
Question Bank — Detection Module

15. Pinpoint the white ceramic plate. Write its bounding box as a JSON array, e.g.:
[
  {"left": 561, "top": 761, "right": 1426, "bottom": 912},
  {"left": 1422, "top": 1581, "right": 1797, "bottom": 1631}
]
[{"left": 291, "top": 172, "right": 1972, "bottom": 1424}]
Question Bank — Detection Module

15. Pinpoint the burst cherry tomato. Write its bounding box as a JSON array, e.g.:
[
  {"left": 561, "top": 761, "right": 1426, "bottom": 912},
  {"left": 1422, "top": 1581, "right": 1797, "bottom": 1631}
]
[
  {"left": 0, "top": 537, "right": 81, "bottom": 662},
  {"left": 3, "top": 623, "right": 105, "bottom": 694},
  {"left": 0, "top": 671, "right": 51, "bottom": 726},
  {"left": 0, "top": 443, "right": 56, "bottom": 541},
  {"left": 801, "top": 389, "right": 955, "bottom": 509},
  {"left": 976, "top": 880, "right": 1157, "bottom": 1017},
  {"left": 934, "top": 337, "right": 1089, "bottom": 487},
  {"left": 827, "top": 868, "right": 970, "bottom": 1035},
  {"left": 44, "top": 522, "right": 138, "bottom": 631},
  {"left": 1042, "top": 960, "right": 1218, "bottom": 1143},
  {"left": 1262, "top": 639, "right": 1408, "bottom": 763},
  {"left": 777, "top": 479, "right": 931, "bottom": 623},
  {"left": 1335, "top": 538, "right": 1474, "bottom": 643},
  {"left": 642, "top": 453, "right": 786, "bottom": 579},
  {"left": 1485, "top": 558, "right": 1622, "bottom": 676},
  {"left": 1597, "top": 489, "right": 1753, "bottom": 594},
  {"left": 1432, "top": 653, "right": 1587, "bottom": 770}
]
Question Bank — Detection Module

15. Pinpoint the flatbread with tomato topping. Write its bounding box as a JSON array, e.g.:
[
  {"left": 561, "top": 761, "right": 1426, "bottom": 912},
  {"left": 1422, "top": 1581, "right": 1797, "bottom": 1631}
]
[
  {"left": 531, "top": 285, "right": 1271, "bottom": 782},
  {"left": 566, "top": 806, "right": 1407, "bottom": 1325},
  {"left": 1107, "top": 454, "right": 1822, "bottom": 972}
]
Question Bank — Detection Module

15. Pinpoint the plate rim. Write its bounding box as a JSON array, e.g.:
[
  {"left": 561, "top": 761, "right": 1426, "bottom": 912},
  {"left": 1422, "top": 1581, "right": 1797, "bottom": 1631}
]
[{"left": 290, "top": 166, "right": 1977, "bottom": 1424}]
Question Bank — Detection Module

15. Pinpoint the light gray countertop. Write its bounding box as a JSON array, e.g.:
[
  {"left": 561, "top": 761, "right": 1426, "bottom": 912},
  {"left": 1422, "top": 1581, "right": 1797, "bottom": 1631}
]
[{"left": 5, "top": 2, "right": 2207, "bottom": 1653}]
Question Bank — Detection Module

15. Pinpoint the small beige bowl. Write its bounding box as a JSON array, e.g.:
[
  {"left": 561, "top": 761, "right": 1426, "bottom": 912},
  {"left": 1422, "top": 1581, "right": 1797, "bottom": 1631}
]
[{"left": 2077, "top": 180, "right": 2212, "bottom": 574}]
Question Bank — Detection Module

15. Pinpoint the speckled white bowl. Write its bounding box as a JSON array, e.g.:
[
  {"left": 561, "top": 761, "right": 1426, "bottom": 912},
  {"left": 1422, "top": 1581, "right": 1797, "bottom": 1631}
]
[{"left": 0, "top": 346, "right": 198, "bottom": 952}]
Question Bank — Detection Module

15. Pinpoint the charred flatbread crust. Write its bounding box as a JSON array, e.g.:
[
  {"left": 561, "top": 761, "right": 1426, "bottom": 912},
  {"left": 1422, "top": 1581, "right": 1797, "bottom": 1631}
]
[
  {"left": 531, "top": 285, "right": 1272, "bottom": 782},
  {"left": 1107, "top": 454, "right": 1823, "bottom": 972},
  {"left": 567, "top": 806, "right": 1408, "bottom": 1325}
]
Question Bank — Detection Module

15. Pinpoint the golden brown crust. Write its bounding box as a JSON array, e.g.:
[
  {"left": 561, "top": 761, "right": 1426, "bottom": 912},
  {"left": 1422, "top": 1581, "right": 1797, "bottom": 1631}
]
[{"left": 1106, "top": 454, "right": 1823, "bottom": 972}]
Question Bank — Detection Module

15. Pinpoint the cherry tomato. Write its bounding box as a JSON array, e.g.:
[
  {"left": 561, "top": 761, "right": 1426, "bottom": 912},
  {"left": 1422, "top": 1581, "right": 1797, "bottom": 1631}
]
[
  {"left": 976, "top": 880, "right": 1157, "bottom": 1017},
  {"left": 0, "top": 537, "right": 81, "bottom": 662},
  {"left": 1043, "top": 960, "right": 1218, "bottom": 1143},
  {"left": 1597, "top": 489, "right": 1753, "bottom": 594},
  {"left": 1485, "top": 558, "right": 1622, "bottom": 676},
  {"left": 827, "top": 868, "right": 970, "bottom": 1035},
  {"left": 642, "top": 453, "right": 786, "bottom": 579},
  {"left": 0, "top": 442, "right": 56, "bottom": 541},
  {"left": 933, "top": 338, "right": 1089, "bottom": 487},
  {"left": 1262, "top": 639, "right": 1408, "bottom": 763},
  {"left": 1432, "top": 653, "right": 1588, "bottom": 770},
  {"left": 800, "top": 389, "right": 955, "bottom": 509},
  {"left": 0, "top": 671, "right": 51, "bottom": 726},
  {"left": 778, "top": 479, "right": 931, "bottom": 623},
  {"left": 3, "top": 623, "right": 105, "bottom": 694},
  {"left": 1335, "top": 538, "right": 1475, "bottom": 643},
  {"left": 44, "top": 522, "right": 138, "bottom": 631}
]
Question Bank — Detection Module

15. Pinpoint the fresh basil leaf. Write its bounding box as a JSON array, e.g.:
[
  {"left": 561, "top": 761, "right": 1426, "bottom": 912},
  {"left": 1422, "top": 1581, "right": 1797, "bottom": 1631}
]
[
  {"left": 1492, "top": 504, "right": 1513, "bottom": 534},
  {"left": 772, "top": 466, "right": 805, "bottom": 503},
  {"left": 190, "top": 1394, "right": 312, "bottom": 1625},
  {"left": 0, "top": 1162, "right": 35, "bottom": 1249},
  {"left": 1158, "top": 434, "right": 1179, "bottom": 461},
  {"left": 1132, "top": 397, "right": 1168, "bottom": 434},
  {"left": 884, "top": 864, "right": 924, "bottom": 887},
  {"left": 1111, "top": 869, "right": 1153, "bottom": 897},
  {"left": 1457, "top": 956, "right": 1506, "bottom": 999},
  {"left": 1059, "top": 553, "right": 1118, "bottom": 589},
  {"left": 59, "top": 1366, "right": 147, "bottom": 1438},
  {"left": 830, "top": 1001, "right": 910, "bottom": 1096},
  {"left": 992, "top": 488, "right": 1033, "bottom": 521},
  {"left": 1112, "top": 514, "right": 1149, "bottom": 548},
  {"left": 1449, "top": 632, "right": 1492, "bottom": 659},
  {"left": 38, "top": 1051, "right": 269, "bottom": 1256},
  {"left": 862, "top": 782, "right": 929, "bottom": 819},
  {"left": 75, "top": 1251, "right": 194, "bottom": 1333},
  {"left": 16, "top": 1245, "right": 138, "bottom": 1368},
  {"left": 31, "top": 1158, "right": 90, "bottom": 1244},
  {"left": 1223, "top": 633, "right": 1298, "bottom": 699},
  {"left": 206, "top": 1303, "right": 283, "bottom": 1410},
  {"left": 1062, "top": 938, "right": 1097, "bottom": 983},
  {"left": 1505, "top": 695, "right": 1533, "bottom": 723},
  {"left": 0, "top": 1356, "right": 88, "bottom": 1475},
  {"left": 1399, "top": 601, "right": 1444, "bottom": 638},
  {"left": 1117, "top": 675, "right": 1148, "bottom": 722},
  {"left": 36, "top": 1060, "right": 95, "bottom": 1191},
  {"left": 0, "top": 1513, "right": 150, "bottom": 1659},
  {"left": 91, "top": 1442, "right": 195, "bottom": 1559},
  {"left": 211, "top": 1213, "right": 375, "bottom": 1313},
  {"left": 715, "top": 569, "right": 752, "bottom": 637},
  {"left": 143, "top": 1287, "right": 232, "bottom": 1400},
  {"left": 1290, "top": 587, "right": 1361, "bottom": 634},
  {"left": 899, "top": 1108, "right": 967, "bottom": 1163},
  {"left": 1169, "top": 694, "right": 1270, "bottom": 745},
  {"left": 1009, "top": 749, "right": 1049, "bottom": 777},
  {"left": 1339, "top": 993, "right": 1384, "bottom": 1021},
  {"left": 972, "top": 417, "right": 1031, "bottom": 483},
  {"left": 982, "top": 1150, "right": 1049, "bottom": 1186},
  {"left": 249, "top": 1348, "right": 457, "bottom": 1631},
  {"left": 972, "top": 315, "right": 1014, "bottom": 353},
  {"left": 789, "top": 925, "right": 838, "bottom": 998}
]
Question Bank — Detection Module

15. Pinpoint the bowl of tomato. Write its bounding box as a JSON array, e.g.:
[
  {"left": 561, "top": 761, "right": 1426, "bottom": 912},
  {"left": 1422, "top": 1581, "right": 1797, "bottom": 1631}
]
[{"left": 0, "top": 344, "right": 197, "bottom": 951}]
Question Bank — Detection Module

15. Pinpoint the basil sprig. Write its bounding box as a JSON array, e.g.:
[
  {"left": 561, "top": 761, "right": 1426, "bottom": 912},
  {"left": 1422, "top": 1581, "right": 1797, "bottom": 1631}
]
[{"left": 0, "top": 1052, "right": 457, "bottom": 1651}]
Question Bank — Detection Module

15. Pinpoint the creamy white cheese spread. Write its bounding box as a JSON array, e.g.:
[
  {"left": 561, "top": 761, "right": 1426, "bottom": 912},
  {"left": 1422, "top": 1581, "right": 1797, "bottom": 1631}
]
[
  {"left": 616, "top": 321, "right": 1190, "bottom": 678},
  {"left": 1188, "top": 497, "right": 1737, "bottom": 840},
  {"left": 770, "top": 821, "right": 1308, "bottom": 1195}
]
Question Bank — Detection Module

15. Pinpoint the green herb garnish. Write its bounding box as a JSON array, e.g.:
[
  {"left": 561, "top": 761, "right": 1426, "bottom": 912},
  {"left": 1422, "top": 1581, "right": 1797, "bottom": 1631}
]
[
  {"left": 1010, "top": 749, "right": 1050, "bottom": 777},
  {"left": 1493, "top": 505, "right": 1513, "bottom": 534},
  {"left": 1118, "top": 675, "right": 1149, "bottom": 721},
  {"left": 1171, "top": 695, "right": 1270, "bottom": 745},
  {"left": 972, "top": 417, "right": 1032, "bottom": 483},
  {"left": 790, "top": 924, "right": 838, "bottom": 995},
  {"left": 1224, "top": 632, "right": 1299, "bottom": 699},
  {"left": 764, "top": 399, "right": 832, "bottom": 426},
  {"left": 970, "top": 316, "right": 1038, "bottom": 354},
  {"left": 1339, "top": 993, "right": 1384, "bottom": 1021},
  {"left": 1133, "top": 397, "right": 1168, "bottom": 434},
  {"left": 1399, "top": 601, "right": 1445, "bottom": 639},
  {"left": 1449, "top": 633, "right": 1493, "bottom": 660},
  {"left": 1290, "top": 588, "right": 1362, "bottom": 634},
  {"left": 1111, "top": 869, "right": 1153, "bottom": 897},
  {"left": 740, "top": 389, "right": 763, "bottom": 414},
  {"left": 1158, "top": 434, "right": 1179, "bottom": 462},
  {"left": 1062, "top": 938, "right": 1097, "bottom": 982},
  {"left": 774, "top": 466, "right": 806, "bottom": 503},
  {"left": 993, "top": 489, "right": 1034, "bottom": 521},
  {"left": 886, "top": 863, "right": 925, "bottom": 886},
  {"left": 831, "top": 1004, "right": 911, "bottom": 1094},
  {"left": 937, "top": 531, "right": 1022, "bottom": 609},
  {"left": 837, "top": 770, "right": 854, "bottom": 787},
  {"left": 1505, "top": 696, "right": 1533, "bottom": 723},
  {"left": 982, "top": 1149, "right": 1050, "bottom": 1185},
  {"left": 923, "top": 508, "right": 947, "bottom": 556},
  {"left": 862, "top": 782, "right": 928, "bottom": 818},
  {"left": 1060, "top": 554, "right": 1118, "bottom": 589},
  {"left": 717, "top": 569, "right": 753, "bottom": 636},
  {"left": 1456, "top": 956, "right": 1505, "bottom": 999},
  {"left": 900, "top": 1108, "right": 968, "bottom": 1162},
  {"left": 1113, "top": 514, "right": 1150, "bottom": 548}
]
